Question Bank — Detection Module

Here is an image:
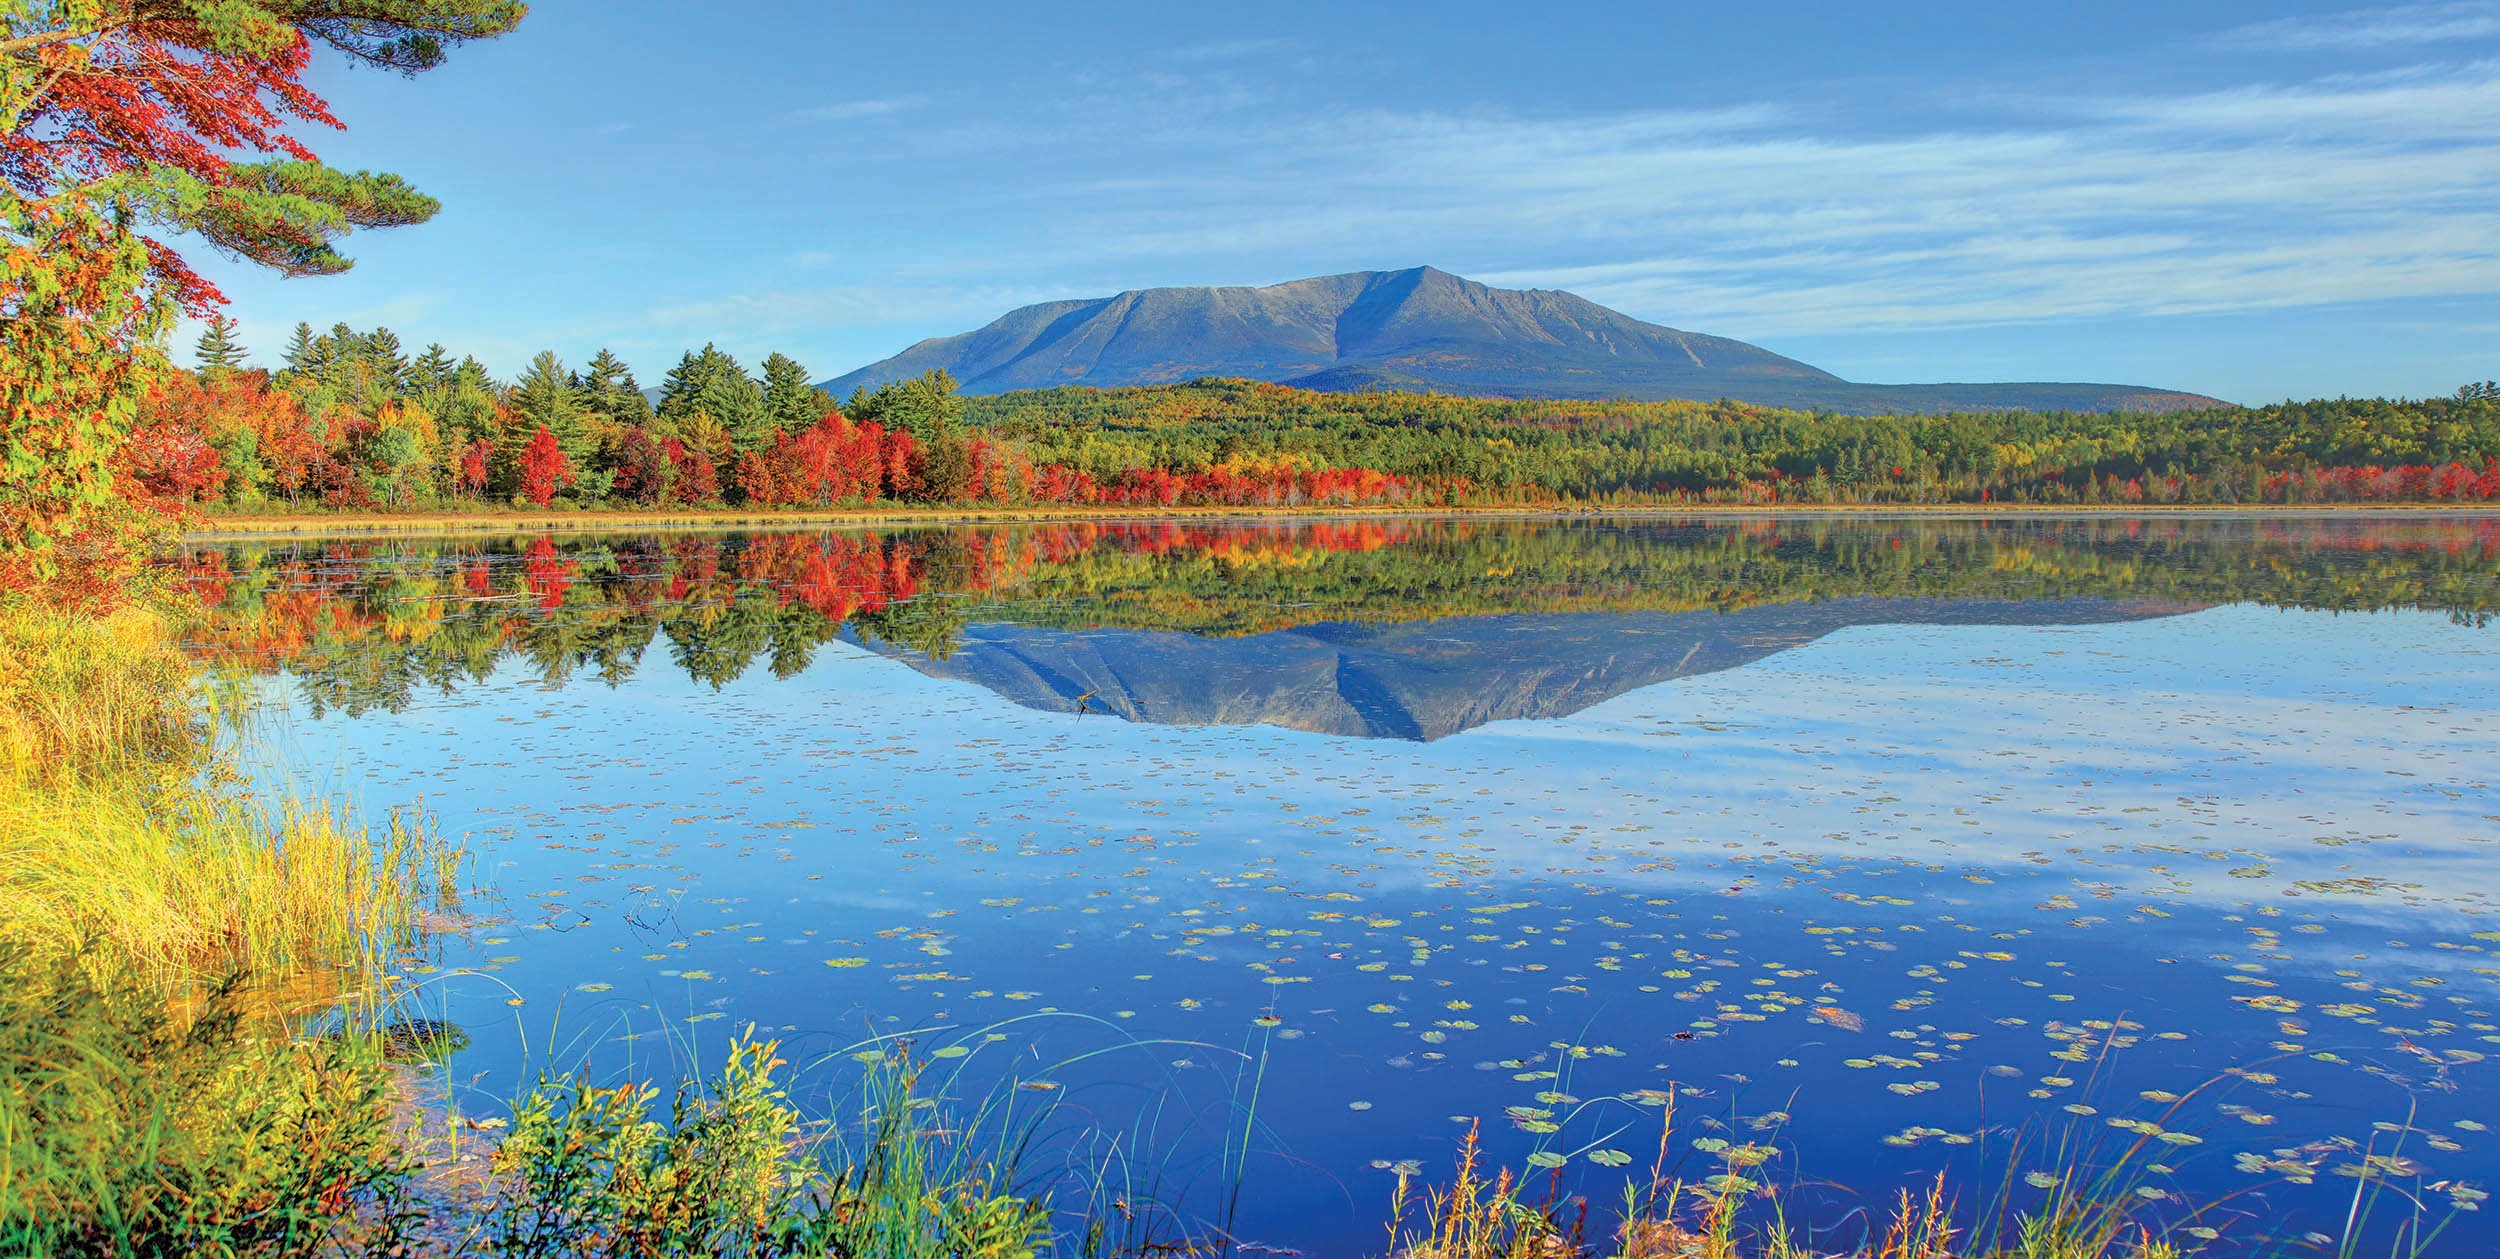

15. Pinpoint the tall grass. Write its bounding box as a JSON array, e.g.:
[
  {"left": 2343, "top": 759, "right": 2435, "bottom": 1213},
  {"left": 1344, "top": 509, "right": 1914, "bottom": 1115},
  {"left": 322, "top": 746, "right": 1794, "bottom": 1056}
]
[
  {"left": 0, "top": 600, "right": 457, "bottom": 999},
  {"left": 0, "top": 601, "right": 197, "bottom": 786},
  {"left": 0, "top": 593, "right": 1109, "bottom": 1255},
  {"left": 467, "top": 1037, "right": 1056, "bottom": 1257},
  {"left": 1381, "top": 1108, "right": 2413, "bottom": 1259}
]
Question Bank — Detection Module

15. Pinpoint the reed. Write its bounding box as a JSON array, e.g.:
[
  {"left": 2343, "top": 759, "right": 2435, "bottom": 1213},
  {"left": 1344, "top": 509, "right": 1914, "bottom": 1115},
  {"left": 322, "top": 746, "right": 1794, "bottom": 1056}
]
[
  {"left": 0, "top": 601, "right": 198, "bottom": 787},
  {"left": 0, "top": 598, "right": 458, "bottom": 1000},
  {"left": 0, "top": 593, "right": 450, "bottom": 1250},
  {"left": 1383, "top": 1117, "right": 2251, "bottom": 1259}
]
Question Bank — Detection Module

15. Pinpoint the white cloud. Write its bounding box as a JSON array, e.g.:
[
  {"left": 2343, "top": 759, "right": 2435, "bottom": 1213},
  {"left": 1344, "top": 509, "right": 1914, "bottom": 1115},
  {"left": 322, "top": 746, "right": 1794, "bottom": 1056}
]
[
  {"left": 980, "top": 58, "right": 2500, "bottom": 338},
  {"left": 2218, "top": 2, "right": 2500, "bottom": 50}
]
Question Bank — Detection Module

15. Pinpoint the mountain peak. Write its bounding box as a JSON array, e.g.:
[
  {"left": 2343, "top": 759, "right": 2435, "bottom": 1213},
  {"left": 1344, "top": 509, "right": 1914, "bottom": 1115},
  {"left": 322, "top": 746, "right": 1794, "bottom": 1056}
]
[{"left": 821, "top": 269, "right": 2221, "bottom": 414}]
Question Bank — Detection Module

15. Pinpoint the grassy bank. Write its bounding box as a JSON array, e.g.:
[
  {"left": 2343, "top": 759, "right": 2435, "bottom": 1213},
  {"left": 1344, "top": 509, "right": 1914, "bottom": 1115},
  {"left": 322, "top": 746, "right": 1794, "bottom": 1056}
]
[
  {"left": 0, "top": 593, "right": 462, "bottom": 1253},
  {"left": 188, "top": 499, "right": 2498, "bottom": 540},
  {"left": 0, "top": 600, "right": 452, "bottom": 995}
]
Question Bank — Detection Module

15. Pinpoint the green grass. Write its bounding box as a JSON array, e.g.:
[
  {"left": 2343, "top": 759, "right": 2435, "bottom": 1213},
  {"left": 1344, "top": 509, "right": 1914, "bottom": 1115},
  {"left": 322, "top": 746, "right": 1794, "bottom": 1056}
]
[
  {"left": 466, "top": 1037, "right": 1056, "bottom": 1258},
  {"left": 0, "top": 953, "right": 413, "bottom": 1257}
]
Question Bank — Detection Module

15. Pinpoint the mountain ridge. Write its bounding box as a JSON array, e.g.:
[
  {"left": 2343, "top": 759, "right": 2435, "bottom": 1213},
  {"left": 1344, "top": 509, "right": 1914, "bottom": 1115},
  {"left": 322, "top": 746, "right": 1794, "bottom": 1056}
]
[{"left": 820, "top": 267, "right": 2225, "bottom": 414}]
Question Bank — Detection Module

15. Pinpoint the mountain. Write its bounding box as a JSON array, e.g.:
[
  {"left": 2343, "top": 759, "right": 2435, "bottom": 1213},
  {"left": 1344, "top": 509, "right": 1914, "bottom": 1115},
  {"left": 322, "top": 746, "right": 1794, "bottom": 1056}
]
[
  {"left": 856, "top": 597, "right": 2200, "bottom": 741},
  {"left": 819, "top": 267, "right": 2224, "bottom": 414}
]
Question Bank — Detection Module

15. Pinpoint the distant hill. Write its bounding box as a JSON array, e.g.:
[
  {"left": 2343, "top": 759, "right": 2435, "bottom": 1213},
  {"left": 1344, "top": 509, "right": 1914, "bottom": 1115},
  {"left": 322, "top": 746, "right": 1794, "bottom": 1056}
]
[{"left": 819, "top": 267, "right": 2223, "bottom": 415}]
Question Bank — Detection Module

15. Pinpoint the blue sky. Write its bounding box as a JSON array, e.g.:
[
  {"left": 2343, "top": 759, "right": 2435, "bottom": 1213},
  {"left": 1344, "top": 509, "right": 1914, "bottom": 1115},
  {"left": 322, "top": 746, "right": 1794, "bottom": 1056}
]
[{"left": 187, "top": 1, "right": 2500, "bottom": 403}]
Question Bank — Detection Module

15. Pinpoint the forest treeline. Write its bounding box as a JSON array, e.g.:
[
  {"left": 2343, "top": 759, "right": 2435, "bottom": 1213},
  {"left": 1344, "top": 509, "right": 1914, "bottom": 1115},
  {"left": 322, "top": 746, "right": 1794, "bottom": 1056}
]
[
  {"left": 178, "top": 516, "right": 2500, "bottom": 716},
  {"left": 132, "top": 321, "right": 2500, "bottom": 516}
]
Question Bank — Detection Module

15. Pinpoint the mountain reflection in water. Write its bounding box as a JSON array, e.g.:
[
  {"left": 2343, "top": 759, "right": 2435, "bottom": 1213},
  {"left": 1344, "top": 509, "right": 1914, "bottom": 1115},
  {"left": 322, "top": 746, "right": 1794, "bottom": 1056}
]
[{"left": 881, "top": 598, "right": 2194, "bottom": 740}]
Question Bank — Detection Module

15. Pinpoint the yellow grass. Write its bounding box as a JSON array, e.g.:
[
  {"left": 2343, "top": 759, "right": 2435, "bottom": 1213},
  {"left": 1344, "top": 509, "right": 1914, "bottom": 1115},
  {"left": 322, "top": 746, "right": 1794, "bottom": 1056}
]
[
  {"left": 0, "top": 601, "right": 197, "bottom": 787},
  {"left": 0, "top": 600, "right": 455, "bottom": 1000}
]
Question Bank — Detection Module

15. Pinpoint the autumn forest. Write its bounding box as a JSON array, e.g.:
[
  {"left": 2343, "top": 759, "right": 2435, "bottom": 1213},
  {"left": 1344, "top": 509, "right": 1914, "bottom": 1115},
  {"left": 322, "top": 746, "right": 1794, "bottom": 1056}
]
[{"left": 140, "top": 318, "right": 2500, "bottom": 517}]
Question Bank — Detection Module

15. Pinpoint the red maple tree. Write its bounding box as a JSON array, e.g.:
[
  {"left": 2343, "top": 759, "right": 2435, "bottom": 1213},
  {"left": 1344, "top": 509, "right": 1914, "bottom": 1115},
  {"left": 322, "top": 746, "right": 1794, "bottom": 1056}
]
[{"left": 515, "top": 425, "right": 572, "bottom": 507}]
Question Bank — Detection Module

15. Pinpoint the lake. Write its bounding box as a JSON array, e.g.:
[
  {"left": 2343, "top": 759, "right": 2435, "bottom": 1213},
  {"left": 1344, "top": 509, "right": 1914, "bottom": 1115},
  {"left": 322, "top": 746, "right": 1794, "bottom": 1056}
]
[{"left": 175, "top": 513, "right": 2500, "bottom": 1256}]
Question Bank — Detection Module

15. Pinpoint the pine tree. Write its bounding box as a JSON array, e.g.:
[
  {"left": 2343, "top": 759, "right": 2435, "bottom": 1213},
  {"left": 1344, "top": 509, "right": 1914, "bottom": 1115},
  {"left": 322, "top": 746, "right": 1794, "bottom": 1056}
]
[
  {"left": 409, "top": 343, "right": 456, "bottom": 393},
  {"left": 194, "top": 316, "right": 248, "bottom": 371},
  {"left": 322, "top": 322, "right": 360, "bottom": 384},
  {"left": 581, "top": 348, "right": 653, "bottom": 428},
  {"left": 2, "top": 3, "right": 522, "bottom": 314},
  {"left": 507, "top": 350, "right": 590, "bottom": 475},
  {"left": 761, "top": 352, "right": 823, "bottom": 435},
  {"left": 852, "top": 369, "right": 963, "bottom": 443},
  {"left": 282, "top": 322, "right": 319, "bottom": 375},
  {"left": 453, "top": 356, "right": 498, "bottom": 395},
  {"left": 366, "top": 328, "right": 410, "bottom": 394},
  {"left": 657, "top": 344, "right": 767, "bottom": 452}
]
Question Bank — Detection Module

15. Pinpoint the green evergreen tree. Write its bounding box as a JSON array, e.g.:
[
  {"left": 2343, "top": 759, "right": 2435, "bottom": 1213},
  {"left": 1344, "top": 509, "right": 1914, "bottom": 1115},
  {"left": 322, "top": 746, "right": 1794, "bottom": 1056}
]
[
  {"left": 313, "top": 321, "right": 362, "bottom": 386},
  {"left": 507, "top": 350, "right": 591, "bottom": 479},
  {"left": 760, "top": 352, "right": 823, "bottom": 434},
  {"left": 657, "top": 344, "right": 767, "bottom": 451},
  {"left": 453, "top": 356, "right": 498, "bottom": 395},
  {"left": 366, "top": 328, "right": 410, "bottom": 394},
  {"left": 854, "top": 368, "right": 963, "bottom": 443},
  {"left": 281, "top": 321, "right": 320, "bottom": 375},
  {"left": 409, "top": 343, "right": 456, "bottom": 393},
  {"left": 580, "top": 348, "right": 654, "bottom": 428},
  {"left": 194, "top": 316, "right": 248, "bottom": 371}
]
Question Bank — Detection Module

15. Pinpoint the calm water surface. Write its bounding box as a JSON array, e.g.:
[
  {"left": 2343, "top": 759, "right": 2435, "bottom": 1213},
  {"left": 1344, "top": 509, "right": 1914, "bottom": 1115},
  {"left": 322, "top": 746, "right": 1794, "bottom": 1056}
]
[{"left": 179, "top": 515, "right": 2500, "bottom": 1256}]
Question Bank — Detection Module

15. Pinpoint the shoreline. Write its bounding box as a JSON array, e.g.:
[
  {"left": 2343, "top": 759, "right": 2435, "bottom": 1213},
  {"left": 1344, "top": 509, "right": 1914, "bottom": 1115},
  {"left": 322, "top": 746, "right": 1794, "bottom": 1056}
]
[{"left": 183, "top": 500, "right": 2500, "bottom": 541}]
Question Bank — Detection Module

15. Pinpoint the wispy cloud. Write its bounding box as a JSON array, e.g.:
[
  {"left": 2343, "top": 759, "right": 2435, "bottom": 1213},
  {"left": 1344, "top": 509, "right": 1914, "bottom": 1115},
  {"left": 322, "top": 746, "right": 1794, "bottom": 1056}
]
[
  {"left": 783, "top": 94, "right": 929, "bottom": 124},
  {"left": 967, "top": 57, "right": 2500, "bottom": 338},
  {"left": 2217, "top": 2, "right": 2500, "bottom": 50}
]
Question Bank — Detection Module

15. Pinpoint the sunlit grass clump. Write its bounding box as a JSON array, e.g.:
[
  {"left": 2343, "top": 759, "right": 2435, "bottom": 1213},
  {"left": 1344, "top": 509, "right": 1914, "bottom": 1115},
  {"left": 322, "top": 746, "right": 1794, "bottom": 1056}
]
[
  {"left": 0, "top": 594, "right": 1075, "bottom": 1255},
  {"left": 0, "top": 785, "right": 457, "bottom": 999},
  {"left": 0, "top": 601, "right": 197, "bottom": 786},
  {"left": 0, "top": 600, "right": 457, "bottom": 996},
  {"left": 477, "top": 1039, "right": 1052, "bottom": 1258},
  {"left": 0, "top": 594, "right": 454, "bottom": 1250}
]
